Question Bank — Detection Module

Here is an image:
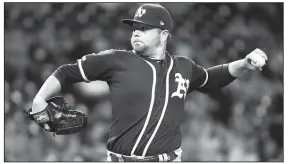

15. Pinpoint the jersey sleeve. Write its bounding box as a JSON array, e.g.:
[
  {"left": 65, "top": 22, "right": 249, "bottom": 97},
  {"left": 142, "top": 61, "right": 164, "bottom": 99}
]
[
  {"left": 196, "top": 64, "right": 237, "bottom": 93},
  {"left": 77, "top": 49, "right": 116, "bottom": 82},
  {"left": 52, "top": 63, "right": 83, "bottom": 88},
  {"left": 187, "top": 61, "right": 208, "bottom": 93}
]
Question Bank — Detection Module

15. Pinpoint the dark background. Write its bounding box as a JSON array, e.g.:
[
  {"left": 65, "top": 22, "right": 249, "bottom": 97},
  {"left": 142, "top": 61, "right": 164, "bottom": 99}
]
[{"left": 4, "top": 2, "right": 283, "bottom": 161}]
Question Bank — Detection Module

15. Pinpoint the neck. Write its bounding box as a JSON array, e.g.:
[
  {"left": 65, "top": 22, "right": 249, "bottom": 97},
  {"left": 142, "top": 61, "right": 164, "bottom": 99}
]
[{"left": 146, "top": 44, "right": 166, "bottom": 60}]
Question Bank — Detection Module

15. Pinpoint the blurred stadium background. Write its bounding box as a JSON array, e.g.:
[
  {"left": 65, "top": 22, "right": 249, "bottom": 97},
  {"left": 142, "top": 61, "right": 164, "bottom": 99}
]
[{"left": 4, "top": 2, "right": 283, "bottom": 161}]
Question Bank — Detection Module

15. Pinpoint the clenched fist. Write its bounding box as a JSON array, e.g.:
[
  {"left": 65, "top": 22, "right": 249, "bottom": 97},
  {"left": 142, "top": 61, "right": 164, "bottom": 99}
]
[{"left": 243, "top": 48, "right": 268, "bottom": 71}]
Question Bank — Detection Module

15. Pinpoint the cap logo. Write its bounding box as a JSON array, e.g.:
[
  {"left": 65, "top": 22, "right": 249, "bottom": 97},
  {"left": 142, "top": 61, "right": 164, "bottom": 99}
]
[
  {"left": 160, "top": 21, "right": 164, "bottom": 25},
  {"left": 135, "top": 7, "right": 146, "bottom": 18}
]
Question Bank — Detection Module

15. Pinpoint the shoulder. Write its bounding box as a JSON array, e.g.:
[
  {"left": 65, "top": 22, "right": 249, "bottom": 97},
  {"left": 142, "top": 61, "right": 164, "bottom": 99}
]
[
  {"left": 96, "top": 49, "right": 134, "bottom": 57},
  {"left": 173, "top": 55, "right": 196, "bottom": 66},
  {"left": 85, "top": 49, "right": 115, "bottom": 57},
  {"left": 113, "top": 49, "right": 135, "bottom": 58},
  {"left": 82, "top": 49, "right": 133, "bottom": 61}
]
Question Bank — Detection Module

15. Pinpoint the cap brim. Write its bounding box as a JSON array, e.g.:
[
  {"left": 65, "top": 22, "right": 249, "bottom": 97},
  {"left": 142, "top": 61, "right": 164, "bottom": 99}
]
[{"left": 121, "top": 19, "right": 158, "bottom": 28}]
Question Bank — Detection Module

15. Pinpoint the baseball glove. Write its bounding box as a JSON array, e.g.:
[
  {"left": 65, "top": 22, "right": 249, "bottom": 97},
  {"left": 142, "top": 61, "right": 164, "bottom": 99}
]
[{"left": 24, "top": 96, "right": 87, "bottom": 135}]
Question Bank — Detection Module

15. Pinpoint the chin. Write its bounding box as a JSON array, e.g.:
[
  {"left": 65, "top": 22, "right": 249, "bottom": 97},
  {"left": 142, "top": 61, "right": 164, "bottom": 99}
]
[
  {"left": 133, "top": 48, "right": 144, "bottom": 53},
  {"left": 132, "top": 45, "right": 145, "bottom": 53}
]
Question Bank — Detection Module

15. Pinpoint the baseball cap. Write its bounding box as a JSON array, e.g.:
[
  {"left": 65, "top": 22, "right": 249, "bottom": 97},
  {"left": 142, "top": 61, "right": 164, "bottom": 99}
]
[{"left": 121, "top": 4, "right": 172, "bottom": 32}]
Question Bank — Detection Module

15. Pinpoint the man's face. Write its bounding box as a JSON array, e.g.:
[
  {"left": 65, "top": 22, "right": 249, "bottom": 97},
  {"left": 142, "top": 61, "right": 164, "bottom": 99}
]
[{"left": 130, "top": 22, "right": 162, "bottom": 55}]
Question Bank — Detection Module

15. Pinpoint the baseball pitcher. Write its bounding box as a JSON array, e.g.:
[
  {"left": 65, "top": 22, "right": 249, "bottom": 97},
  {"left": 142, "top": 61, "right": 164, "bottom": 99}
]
[{"left": 26, "top": 3, "right": 268, "bottom": 162}]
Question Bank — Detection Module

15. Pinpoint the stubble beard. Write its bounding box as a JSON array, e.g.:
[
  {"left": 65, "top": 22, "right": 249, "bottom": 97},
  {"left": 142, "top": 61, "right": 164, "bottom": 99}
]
[{"left": 132, "top": 38, "right": 161, "bottom": 57}]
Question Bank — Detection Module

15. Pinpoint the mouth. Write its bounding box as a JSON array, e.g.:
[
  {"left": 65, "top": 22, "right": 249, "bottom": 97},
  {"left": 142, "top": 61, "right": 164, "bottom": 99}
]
[
  {"left": 134, "top": 42, "right": 141, "bottom": 45},
  {"left": 133, "top": 39, "right": 142, "bottom": 44}
]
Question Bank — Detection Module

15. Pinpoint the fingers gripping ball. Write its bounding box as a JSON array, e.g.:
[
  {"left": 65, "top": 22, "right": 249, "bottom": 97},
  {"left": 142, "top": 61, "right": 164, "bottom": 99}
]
[
  {"left": 250, "top": 58, "right": 265, "bottom": 68},
  {"left": 24, "top": 96, "right": 87, "bottom": 135},
  {"left": 246, "top": 48, "right": 268, "bottom": 71}
]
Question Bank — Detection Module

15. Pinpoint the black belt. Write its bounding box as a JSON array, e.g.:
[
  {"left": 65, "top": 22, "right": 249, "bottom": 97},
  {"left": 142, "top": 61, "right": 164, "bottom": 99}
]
[{"left": 109, "top": 151, "right": 178, "bottom": 162}]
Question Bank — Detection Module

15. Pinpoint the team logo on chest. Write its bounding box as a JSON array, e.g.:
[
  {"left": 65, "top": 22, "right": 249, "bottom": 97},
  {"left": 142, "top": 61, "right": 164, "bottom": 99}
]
[{"left": 171, "top": 73, "right": 190, "bottom": 99}]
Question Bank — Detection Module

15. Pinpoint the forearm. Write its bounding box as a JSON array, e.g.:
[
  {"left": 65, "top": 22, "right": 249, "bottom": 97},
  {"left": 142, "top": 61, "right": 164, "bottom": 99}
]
[
  {"left": 228, "top": 59, "right": 247, "bottom": 77},
  {"left": 32, "top": 75, "right": 61, "bottom": 113},
  {"left": 32, "top": 63, "right": 84, "bottom": 113},
  {"left": 197, "top": 64, "right": 236, "bottom": 93},
  {"left": 197, "top": 60, "right": 249, "bottom": 93}
]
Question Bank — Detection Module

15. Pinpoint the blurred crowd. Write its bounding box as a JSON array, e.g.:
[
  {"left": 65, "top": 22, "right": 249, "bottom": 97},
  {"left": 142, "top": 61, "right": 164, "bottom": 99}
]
[{"left": 4, "top": 3, "right": 283, "bottom": 161}]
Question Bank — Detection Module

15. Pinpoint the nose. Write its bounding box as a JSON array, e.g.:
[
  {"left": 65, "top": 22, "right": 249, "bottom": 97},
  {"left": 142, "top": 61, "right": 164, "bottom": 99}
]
[{"left": 133, "top": 30, "right": 141, "bottom": 37}]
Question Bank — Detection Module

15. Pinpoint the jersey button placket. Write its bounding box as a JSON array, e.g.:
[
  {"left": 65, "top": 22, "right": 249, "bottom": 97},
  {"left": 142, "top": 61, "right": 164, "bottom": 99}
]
[{"left": 154, "top": 69, "right": 161, "bottom": 107}]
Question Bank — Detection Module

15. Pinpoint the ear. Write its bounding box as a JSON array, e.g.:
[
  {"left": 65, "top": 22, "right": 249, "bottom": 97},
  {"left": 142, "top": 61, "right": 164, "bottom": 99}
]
[{"left": 160, "top": 30, "right": 169, "bottom": 42}]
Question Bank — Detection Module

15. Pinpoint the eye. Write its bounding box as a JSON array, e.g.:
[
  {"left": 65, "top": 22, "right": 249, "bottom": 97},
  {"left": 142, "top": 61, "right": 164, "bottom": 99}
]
[
  {"left": 132, "top": 24, "right": 152, "bottom": 31},
  {"left": 140, "top": 26, "right": 148, "bottom": 31}
]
